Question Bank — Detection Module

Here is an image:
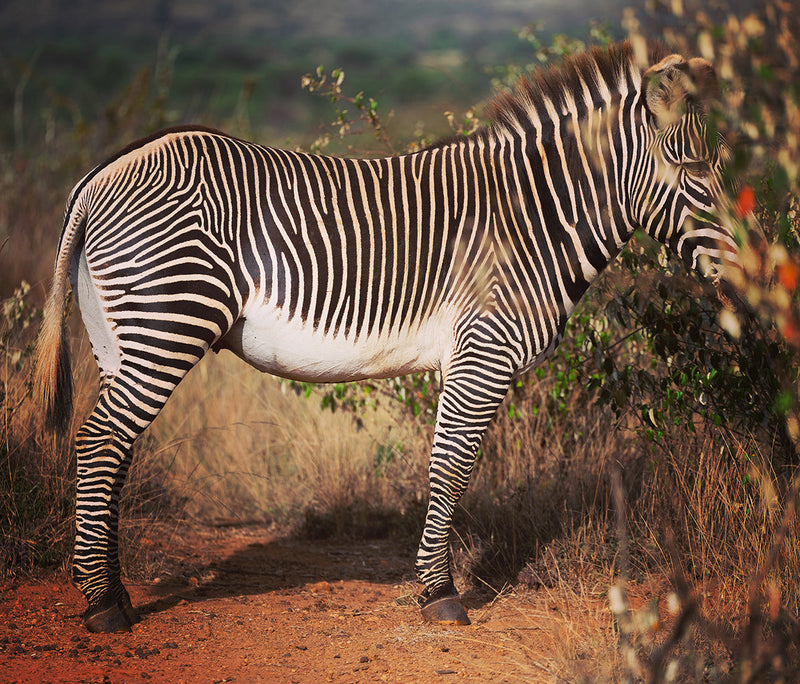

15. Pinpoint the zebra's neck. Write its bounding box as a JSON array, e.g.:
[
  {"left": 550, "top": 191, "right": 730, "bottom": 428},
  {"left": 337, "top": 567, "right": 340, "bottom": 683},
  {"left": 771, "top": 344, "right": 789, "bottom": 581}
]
[
  {"left": 484, "top": 41, "right": 645, "bottom": 258},
  {"left": 449, "top": 68, "right": 645, "bottom": 323}
]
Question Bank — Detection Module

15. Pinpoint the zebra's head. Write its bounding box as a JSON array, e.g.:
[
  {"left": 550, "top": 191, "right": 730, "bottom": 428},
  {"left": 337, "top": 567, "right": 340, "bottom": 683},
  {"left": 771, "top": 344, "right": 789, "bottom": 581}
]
[{"left": 635, "top": 53, "right": 740, "bottom": 283}]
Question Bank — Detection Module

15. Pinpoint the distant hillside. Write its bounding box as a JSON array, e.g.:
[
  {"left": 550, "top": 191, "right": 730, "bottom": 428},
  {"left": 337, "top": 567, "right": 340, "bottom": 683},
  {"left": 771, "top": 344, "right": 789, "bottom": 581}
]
[
  {"left": 1, "top": 0, "right": 759, "bottom": 150},
  {"left": 0, "top": 0, "right": 639, "bottom": 149},
  {"left": 1, "top": 0, "right": 628, "bottom": 46}
]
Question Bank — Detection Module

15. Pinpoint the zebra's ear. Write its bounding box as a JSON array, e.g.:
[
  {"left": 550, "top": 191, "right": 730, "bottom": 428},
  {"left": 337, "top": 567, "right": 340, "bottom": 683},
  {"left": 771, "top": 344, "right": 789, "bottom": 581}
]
[{"left": 643, "top": 54, "right": 719, "bottom": 127}]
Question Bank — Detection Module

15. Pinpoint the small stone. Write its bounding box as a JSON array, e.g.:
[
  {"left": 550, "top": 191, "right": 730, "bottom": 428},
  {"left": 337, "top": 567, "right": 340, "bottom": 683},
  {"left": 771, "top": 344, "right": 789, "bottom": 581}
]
[{"left": 359, "top": 656, "right": 370, "bottom": 663}]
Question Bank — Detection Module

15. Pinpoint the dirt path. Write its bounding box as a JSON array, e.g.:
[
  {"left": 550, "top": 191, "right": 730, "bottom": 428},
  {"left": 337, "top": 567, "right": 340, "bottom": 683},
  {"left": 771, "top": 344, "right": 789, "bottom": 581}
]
[{"left": 0, "top": 527, "right": 614, "bottom": 683}]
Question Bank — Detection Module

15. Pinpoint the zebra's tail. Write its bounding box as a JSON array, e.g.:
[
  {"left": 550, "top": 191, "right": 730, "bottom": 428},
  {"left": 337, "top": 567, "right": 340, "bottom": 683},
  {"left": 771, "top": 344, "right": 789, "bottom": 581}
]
[
  {"left": 33, "top": 286, "right": 73, "bottom": 434},
  {"left": 33, "top": 193, "right": 88, "bottom": 435}
]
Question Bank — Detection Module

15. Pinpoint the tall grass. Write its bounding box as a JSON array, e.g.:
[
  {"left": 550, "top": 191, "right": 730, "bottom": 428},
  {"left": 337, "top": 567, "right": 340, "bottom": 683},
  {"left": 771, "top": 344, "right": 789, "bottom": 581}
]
[{"left": 142, "top": 350, "right": 430, "bottom": 538}]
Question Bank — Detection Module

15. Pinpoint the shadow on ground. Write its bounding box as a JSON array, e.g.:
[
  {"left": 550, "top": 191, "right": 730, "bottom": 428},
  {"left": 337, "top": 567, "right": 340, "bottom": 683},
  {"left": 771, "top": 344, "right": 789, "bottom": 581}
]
[
  {"left": 134, "top": 534, "right": 416, "bottom": 617},
  {"left": 132, "top": 530, "right": 502, "bottom": 621}
]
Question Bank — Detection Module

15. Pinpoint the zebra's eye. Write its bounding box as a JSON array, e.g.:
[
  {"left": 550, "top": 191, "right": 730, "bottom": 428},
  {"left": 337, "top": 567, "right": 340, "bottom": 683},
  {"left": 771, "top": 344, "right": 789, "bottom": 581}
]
[{"left": 682, "top": 161, "right": 712, "bottom": 178}]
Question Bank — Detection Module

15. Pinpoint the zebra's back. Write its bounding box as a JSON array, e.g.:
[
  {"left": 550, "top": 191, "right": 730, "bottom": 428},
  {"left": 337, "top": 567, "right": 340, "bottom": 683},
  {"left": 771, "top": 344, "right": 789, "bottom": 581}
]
[{"left": 75, "top": 127, "right": 520, "bottom": 380}]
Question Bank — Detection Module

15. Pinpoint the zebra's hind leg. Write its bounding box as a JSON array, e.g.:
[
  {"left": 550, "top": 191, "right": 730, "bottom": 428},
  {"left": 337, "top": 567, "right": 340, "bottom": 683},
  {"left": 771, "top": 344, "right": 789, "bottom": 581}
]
[
  {"left": 73, "top": 369, "right": 178, "bottom": 633},
  {"left": 416, "top": 349, "right": 514, "bottom": 625}
]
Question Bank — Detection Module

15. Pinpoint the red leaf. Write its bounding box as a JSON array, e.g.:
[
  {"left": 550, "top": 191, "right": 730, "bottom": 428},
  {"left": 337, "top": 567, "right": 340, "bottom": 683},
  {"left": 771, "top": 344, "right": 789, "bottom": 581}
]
[
  {"left": 781, "top": 316, "right": 800, "bottom": 347},
  {"left": 735, "top": 185, "right": 755, "bottom": 218},
  {"left": 778, "top": 261, "right": 800, "bottom": 292}
]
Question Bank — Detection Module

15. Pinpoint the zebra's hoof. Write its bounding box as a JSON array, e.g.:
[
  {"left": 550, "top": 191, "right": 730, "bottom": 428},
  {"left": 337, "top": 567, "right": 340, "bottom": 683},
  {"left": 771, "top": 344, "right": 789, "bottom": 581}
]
[
  {"left": 83, "top": 592, "right": 139, "bottom": 633},
  {"left": 419, "top": 584, "right": 471, "bottom": 626}
]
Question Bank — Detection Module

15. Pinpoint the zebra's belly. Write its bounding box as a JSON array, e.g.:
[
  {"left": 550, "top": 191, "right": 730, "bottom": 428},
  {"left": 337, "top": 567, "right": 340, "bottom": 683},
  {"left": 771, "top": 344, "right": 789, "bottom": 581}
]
[{"left": 218, "top": 305, "right": 450, "bottom": 383}]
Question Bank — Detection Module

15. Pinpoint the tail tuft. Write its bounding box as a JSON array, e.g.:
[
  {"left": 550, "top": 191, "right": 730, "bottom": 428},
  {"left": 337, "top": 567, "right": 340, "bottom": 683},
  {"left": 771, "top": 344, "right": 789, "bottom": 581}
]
[{"left": 32, "top": 294, "right": 73, "bottom": 435}]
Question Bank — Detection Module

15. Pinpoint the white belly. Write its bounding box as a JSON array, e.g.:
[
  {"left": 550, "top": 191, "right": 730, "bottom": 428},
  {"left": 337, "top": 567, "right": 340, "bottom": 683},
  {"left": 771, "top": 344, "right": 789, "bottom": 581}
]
[{"left": 219, "top": 301, "right": 453, "bottom": 383}]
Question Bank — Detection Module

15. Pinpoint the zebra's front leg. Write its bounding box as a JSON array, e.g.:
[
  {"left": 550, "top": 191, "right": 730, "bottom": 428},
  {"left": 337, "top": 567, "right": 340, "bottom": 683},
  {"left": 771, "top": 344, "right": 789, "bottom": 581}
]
[{"left": 416, "top": 352, "right": 513, "bottom": 625}]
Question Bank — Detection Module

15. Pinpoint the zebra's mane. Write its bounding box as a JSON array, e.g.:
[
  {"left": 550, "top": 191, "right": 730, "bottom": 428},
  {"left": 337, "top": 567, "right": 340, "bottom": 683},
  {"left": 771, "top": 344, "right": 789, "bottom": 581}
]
[{"left": 484, "top": 41, "right": 641, "bottom": 134}]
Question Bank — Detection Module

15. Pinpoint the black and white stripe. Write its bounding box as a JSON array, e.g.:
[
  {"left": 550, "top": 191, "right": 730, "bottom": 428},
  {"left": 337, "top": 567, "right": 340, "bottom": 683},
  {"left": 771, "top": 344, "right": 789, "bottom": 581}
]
[{"left": 34, "top": 42, "right": 740, "bottom": 630}]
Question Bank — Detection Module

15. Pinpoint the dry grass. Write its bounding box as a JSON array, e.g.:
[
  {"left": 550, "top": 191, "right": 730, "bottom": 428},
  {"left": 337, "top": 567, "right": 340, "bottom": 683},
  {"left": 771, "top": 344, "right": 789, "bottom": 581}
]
[
  {"left": 0, "top": 322, "right": 95, "bottom": 576},
  {"left": 139, "top": 350, "right": 430, "bottom": 536}
]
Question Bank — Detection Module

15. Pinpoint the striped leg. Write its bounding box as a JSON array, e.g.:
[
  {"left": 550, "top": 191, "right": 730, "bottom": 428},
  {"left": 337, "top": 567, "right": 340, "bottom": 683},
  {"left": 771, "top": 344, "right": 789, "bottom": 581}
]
[
  {"left": 416, "top": 348, "right": 514, "bottom": 625},
  {"left": 73, "top": 367, "right": 186, "bottom": 633},
  {"left": 65, "top": 226, "right": 237, "bottom": 631}
]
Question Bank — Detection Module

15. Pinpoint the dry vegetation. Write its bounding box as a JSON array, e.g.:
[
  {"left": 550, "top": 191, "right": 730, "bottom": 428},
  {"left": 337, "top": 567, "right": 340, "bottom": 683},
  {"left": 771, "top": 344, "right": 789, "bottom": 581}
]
[{"left": 2, "top": 0, "right": 800, "bottom": 680}]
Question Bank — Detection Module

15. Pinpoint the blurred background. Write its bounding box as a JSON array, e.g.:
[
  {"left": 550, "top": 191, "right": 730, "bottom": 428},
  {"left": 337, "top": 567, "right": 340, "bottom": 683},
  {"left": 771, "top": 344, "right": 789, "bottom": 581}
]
[{"left": 0, "top": 0, "right": 631, "bottom": 152}]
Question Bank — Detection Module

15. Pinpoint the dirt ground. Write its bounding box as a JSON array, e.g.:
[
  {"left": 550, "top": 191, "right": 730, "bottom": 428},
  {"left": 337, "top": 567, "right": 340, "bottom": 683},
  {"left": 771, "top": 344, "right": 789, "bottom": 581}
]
[{"left": 0, "top": 526, "right": 616, "bottom": 683}]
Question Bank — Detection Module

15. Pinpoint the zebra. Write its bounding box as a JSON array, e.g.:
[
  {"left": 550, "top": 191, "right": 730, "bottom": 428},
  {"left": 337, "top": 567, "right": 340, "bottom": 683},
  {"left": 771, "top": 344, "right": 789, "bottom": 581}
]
[{"left": 34, "top": 42, "right": 741, "bottom": 633}]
